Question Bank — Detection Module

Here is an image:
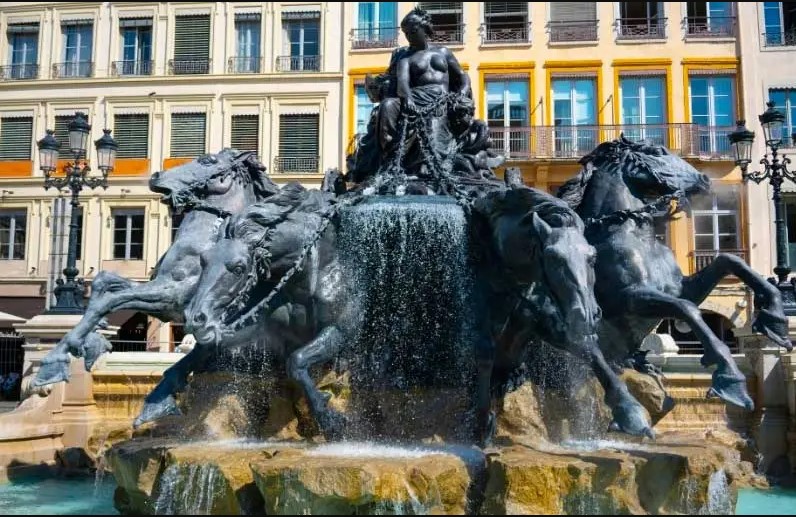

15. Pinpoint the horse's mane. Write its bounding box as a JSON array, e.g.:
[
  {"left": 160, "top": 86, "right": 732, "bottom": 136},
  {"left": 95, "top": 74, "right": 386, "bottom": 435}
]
[{"left": 479, "top": 186, "right": 583, "bottom": 231}]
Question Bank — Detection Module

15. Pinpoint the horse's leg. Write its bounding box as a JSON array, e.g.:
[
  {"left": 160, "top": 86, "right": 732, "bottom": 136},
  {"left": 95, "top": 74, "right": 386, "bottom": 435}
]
[
  {"left": 681, "top": 253, "right": 792, "bottom": 351},
  {"left": 287, "top": 325, "right": 347, "bottom": 440},
  {"left": 626, "top": 287, "right": 754, "bottom": 410},
  {"left": 133, "top": 344, "right": 213, "bottom": 428},
  {"left": 475, "top": 334, "right": 496, "bottom": 448}
]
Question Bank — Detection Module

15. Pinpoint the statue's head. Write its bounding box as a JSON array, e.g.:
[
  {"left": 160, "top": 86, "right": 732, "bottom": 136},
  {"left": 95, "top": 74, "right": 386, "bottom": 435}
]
[{"left": 401, "top": 7, "right": 434, "bottom": 46}]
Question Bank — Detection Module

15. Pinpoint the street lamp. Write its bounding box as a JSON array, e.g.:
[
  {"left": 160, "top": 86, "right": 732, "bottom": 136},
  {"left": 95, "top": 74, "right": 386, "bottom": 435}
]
[
  {"left": 730, "top": 101, "right": 796, "bottom": 315},
  {"left": 37, "top": 112, "right": 117, "bottom": 314}
]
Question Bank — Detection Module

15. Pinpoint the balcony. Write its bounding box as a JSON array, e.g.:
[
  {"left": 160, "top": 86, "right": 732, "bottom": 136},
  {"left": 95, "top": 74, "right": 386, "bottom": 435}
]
[
  {"left": 273, "top": 156, "right": 320, "bottom": 174},
  {"left": 168, "top": 59, "right": 211, "bottom": 75},
  {"left": 0, "top": 64, "right": 39, "bottom": 80},
  {"left": 487, "top": 123, "right": 736, "bottom": 161},
  {"left": 548, "top": 20, "right": 599, "bottom": 43},
  {"left": 111, "top": 60, "right": 153, "bottom": 76},
  {"left": 351, "top": 27, "right": 400, "bottom": 49},
  {"left": 762, "top": 28, "right": 796, "bottom": 47},
  {"left": 616, "top": 17, "right": 667, "bottom": 40},
  {"left": 428, "top": 24, "right": 464, "bottom": 45},
  {"left": 276, "top": 55, "right": 321, "bottom": 72},
  {"left": 690, "top": 249, "right": 748, "bottom": 275},
  {"left": 480, "top": 21, "right": 531, "bottom": 44},
  {"left": 684, "top": 16, "right": 736, "bottom": 38},
  {"left": 228, "top": 56, "right": 263, "bottom": 74},
  {"left": 52, "top": 61, "right": 93, "bottom": 78}
]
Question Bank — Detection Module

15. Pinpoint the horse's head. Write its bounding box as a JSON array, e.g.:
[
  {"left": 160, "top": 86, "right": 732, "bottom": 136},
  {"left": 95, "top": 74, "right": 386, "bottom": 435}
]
[{"left": 149, "top": 148, "right": 278, "bottom": 214}]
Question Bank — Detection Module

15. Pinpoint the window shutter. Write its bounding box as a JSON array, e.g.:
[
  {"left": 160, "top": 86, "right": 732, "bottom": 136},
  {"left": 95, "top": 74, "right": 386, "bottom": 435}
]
[
  {"left": 550, "top": 2, "right": 597, "bottom": 21},
  {"left": 174, "top": 15, "right": 210, "bottom": 60},
  {"left": 7, "top": 22, "right": 39, "bottom": 34},
  {"left": 418, "top": 2, "right": 462, "bottom": 14},
  {"left": 231, "top": 115, "right": 259, "bottom": 154},
  {"left": 170, "top": 113, "right": 206, "bottom": 157},
  {"left": 0, "top": 117, "right": 33, "bottom": 160},
  {"left": 279, "top": 114, "right": 319, "bottom": 157},
  {"left": 54, "top": 115, "right": 72, "bottom": 158},
  {"left": 485, "top": 2, "right": 528, "bottom": 16},
  {"left": 114, "top": 114, "right": 149, "bottom": 159},
  {"left": 119, "top": 17, "right": 152, "bottom": 28}
]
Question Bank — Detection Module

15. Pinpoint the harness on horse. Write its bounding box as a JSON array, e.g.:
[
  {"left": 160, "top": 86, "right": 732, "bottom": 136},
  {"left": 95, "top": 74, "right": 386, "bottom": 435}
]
[{"left": 584, "top": 190, "right": 687, "bottom": 236}]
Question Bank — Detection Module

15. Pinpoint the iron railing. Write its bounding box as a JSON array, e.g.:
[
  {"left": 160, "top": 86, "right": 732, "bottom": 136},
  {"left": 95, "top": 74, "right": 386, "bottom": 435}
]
[
  {"left": 690, "top": 249, "right": 748, "bottom": 274},
  {"left": 480, "top": 21, "right": 531, "bottom": 44},
  {"left": 351, "top": 27, "right": 400, "bottom": 49},
  {"left": 548, "top": 20, "right": 599, "bottom": 42},
  {"left": 762, "top": 29, "right": 796, "bottom": 47},
  {"left": 273, "top": 156, "right": 320, "bottom": 174},
  {"left": 52, "top": 61, "right": 93, "bottom": 78},
  {"left": 111, "top": 60, "right": 153, "bottom": 76},
  {"left": 228, "top": 56, "right": 263, "bottom": 74},
  {"left": 428, "top": 24, "right": 464, "bottom": 45},
  {"left": 0, "top": 64, "right": 39, "bottom": 80},
  {"left": 168, "top": 58, "right": 211, "bottom": 75},
  {"left": 616, "top": 17, "right": 667, "bottom": 39},
  {"left": 276, "top": 55, "right": 321, "bottom": 72},
  {"left": 684, "top": 16, "right": 736, "bottom": 38},
  {"left": 486, "top": 123, "right": 737, "bottom": 161}
]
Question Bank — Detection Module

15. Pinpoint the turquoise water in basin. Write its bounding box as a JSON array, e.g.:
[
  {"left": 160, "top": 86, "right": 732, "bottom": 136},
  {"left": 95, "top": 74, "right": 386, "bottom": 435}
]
[{"left": 0, "top": 474, "right": 793, "bottom": 515}]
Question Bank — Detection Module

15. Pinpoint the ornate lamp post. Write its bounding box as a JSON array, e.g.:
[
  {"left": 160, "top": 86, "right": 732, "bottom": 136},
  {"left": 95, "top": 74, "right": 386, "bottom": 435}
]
[
  {"left": 730, "top": 101, "right": 796, "bottom": 315},
  {"left": 37, "top": 112, "right": 117, "bottom": 314}
]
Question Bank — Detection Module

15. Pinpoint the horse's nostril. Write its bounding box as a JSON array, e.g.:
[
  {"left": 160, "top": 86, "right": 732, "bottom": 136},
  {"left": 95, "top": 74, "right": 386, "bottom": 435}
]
[{"left": 193, "top": 312, "right": 207, "bottom": 325}]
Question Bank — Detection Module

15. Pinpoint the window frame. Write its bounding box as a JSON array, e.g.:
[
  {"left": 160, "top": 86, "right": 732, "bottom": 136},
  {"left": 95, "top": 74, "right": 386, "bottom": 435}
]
[
  {"left": 0, "top": 209, "right": 26, "bottom": 260},
  {"left": 691, "top": 186, "right": 741, "bottom": 252},
  {"left": 111, "top": 208, "right": 145, "bottom": 261}
]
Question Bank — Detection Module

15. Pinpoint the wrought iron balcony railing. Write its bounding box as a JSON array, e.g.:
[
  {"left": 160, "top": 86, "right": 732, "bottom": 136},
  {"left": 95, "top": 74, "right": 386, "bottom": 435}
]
[
  {"left": 52, "top": 61, "right": 93, "bottom": 78},
  {"left": 486, "top": 123, "right": 736, "bottom": 161},
  {"left": 684, "top": 16, "right": 736, "bottom": 38},
  {"left": 762, "top": 28, "right": 796, "bottom": 47},
  {"left": 428, "top": 24, "right": 464, "bottom": 45},
  {"left": 480, "top": 21, "right": 531, "bottom": 44},
  {"left": 273, "top": 156, "right": 320, "bottom": 174},
  {"left": 616, "top": 17, "right": 667, "bottom": 39},
  {"left": 690, "top": 249, "right": 748, "bottom": 275},
  {"left": 0, "top": 63, "right": 39, "bottom": 80},
  {"left": 228, "top": 56, "right": 263, "bottom": 74},
  {"left": 548, "top": 20, "right": 599, "bottom": 43},
  {"left": 111, "top": 60, "right": 154, "bottom": 76},
  {"left": 351, "top": 27, "right": 400, "bottom": 49},
  {"left": 168, "top": 58, "right": 211, "bottom": 75},
  {"left": 276, "top": 55, "right": 321, "bottom": 72}
]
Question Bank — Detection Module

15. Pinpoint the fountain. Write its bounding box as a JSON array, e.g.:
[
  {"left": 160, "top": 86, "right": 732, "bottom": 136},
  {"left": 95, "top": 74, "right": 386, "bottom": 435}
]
[{"left": 21, "top": 7, "right": 794, "bottom": 515}]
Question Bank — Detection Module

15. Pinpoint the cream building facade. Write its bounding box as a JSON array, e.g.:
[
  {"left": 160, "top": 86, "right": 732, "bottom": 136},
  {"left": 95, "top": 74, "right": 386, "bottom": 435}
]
[{"left": 0, "top": 2, "right": 344, "bottom": 349}]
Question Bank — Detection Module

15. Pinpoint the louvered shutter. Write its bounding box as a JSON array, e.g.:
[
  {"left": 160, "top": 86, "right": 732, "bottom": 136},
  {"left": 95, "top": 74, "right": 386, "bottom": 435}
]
[
  {"left": 419, "top": 2, "right": 462, "bottom": 14},
  {"left": 231, "top": 115, "right": 259, "bottom": 154},
  {"left": 174, "top": 15, "right": 210, "bottom": 61},
  {"left": 170, "top": 113, "right": 206, "bottom": 157},
  {"left": 0, "top": 117, "right": 33, "bottom": 160},
  {"left": 114, "top": 114, "right": 149, "bottom": 159},
  {"left": 279, "top": 114, "right": 319, "bottom": 157},
  {"left": 485, "top": 2, "right": 528, "bottom": 16},
  {"left": 550, "top": 2, "right": 597, "bottom": 21},
  {"left": 54, "top": 115, "right": 72, "bottom": 158}
]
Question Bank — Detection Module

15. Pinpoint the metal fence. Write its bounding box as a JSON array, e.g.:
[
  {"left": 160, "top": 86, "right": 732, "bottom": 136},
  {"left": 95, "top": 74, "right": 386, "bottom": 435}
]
[
  {"left": 168, "top": 59, "right": 211, "bottom": 75},
  {"left": 480, "top": 22, "right": 530, "bottom": 44},
  {"left": 111, "top": 60, "right": 154, "bottom": 76},
  {"left": 616, "top": 17, "right": 667, "bottom": 39},
  {"left": 0, "top": 330, "right": 24, "bottom": 401},
  {"left": 548, "top": 20, "right": 599, "bottom": 43},
  {"left": 276, "top": 55, "right": 321, "bottom": 72},
  {"left": 0, "top": 64, "right": 39, "bottom": 80},
  {"left": 228, "top": 56, "right": 263, "bottom": 74},
  {"left": 351, "top": 27, "right": 400, "bottom": 49},
  {"left": 52, "top": 61, "right": 93, "bottom": 78}
]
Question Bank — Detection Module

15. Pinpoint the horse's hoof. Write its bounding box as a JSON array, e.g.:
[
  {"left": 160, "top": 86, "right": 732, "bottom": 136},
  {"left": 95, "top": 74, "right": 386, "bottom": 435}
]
[
  {"left": 608, "top": 400, "right": 654, "bottom": 439},
  {"left": 82, "top": 333, "right": 113, "bottom": 371},
  {"left": 752, "top": 309, "right": 793, "bottom": 352},
  {"left": 133, "top": 395, "right": 181, "bottom": 428},
  {"left": 32, "top": 355, "right": 71, "bottom": 387},
  {"left": 708, "top": 373, "right": 754, "bottom": 411}
]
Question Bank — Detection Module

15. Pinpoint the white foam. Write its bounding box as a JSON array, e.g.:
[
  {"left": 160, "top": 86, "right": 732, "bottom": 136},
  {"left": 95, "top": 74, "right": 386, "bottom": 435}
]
[
  {"left": 306, "top": 442, "right": 446, "bottom": 459},
  {"left": 535, "top": 438, "right": 654, "bottom": 454}
]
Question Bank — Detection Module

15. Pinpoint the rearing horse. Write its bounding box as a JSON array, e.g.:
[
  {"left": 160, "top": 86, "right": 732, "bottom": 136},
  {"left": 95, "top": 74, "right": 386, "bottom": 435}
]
[{"left": 557, "top": 136, "right": 793, "bottom": 411}]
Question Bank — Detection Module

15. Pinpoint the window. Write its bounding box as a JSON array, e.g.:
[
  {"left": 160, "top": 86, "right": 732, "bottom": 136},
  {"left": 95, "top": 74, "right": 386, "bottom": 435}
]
[
  {"left": 277, "top": 114, "right": 320, "bottom": 173},
  {"left": 685, "top": 2, "right": 734, "bottom": 37},
  {"left": 0, "top": 210, "right": 25, "bottom": 260},
  {"left": 112, "top": 208, "right": 145, "bottom": 260},
  {"left": 0, "top": 117, "right": 33, "bottom": 160},
  {"left": 170, "top": 211, "right": 184, "bottom": 244},
  {"left": 114, "top": 114, "right": 149, "bottom": 159},
  {"left": 354, "top": 85, "right": 377, "bottom": 135},
  {"left": 770, "top": 89, "right": 796, "bottom": 147},
  {"left": 486, "top": 79, "right": 529, "bottom": 157},
  {"left": 54, "top": 115, "right": 73, "bottom": 159},
  {"left": 619, "top": 76, "right": 666, "bottom": 145},
  {"left": 617, "top": 2, "right": 665, "bottom": 39},
  {"left": 118, "top": 18, "right": 152, "bottom": 75},
  {"left": 483, "top": 2, "right": 529, "bottom": 44},
  {"left": 552, "top": 77, "right": 597, "bottom": 156},
  {"left": 354, "top": 2, "right": 398, "bottom": 48},
  {"left": 691, "top": 186, "right": 740, "bottom": 252},
  {"left": 764, "top": 2, "right": 796, "bottom": 46},
  {"left": 548, "top": 2, "right": 598, "bottom": 42},
  {"left": 60, "top": 22, "right": 93, "bottom": 77},
  {"left": 170, "top": 113, "right": 206, "bottom": 157},
  {"left": 6, "top": 23, "right": 38, "bottom": 79},
  {"left": 689, "top": 75, "right": 735, "bottom": 155},
  {"left": 72, "top": 206, "right": 84, "bottom": 261},
  {"left": 233, "top": 13, "right": 261, "bottom": 73},
  {"left": 281, "top": 13, "right": 320, "bottom": 71},
  {"left": 230, "top": 114, "right": 259, "bottom": 155},
  {"left": 419, "top": 2, "right": 463, "bottom": 43},
  {"left": 173, "top": 15, "right": 211, "bottom": 74}
]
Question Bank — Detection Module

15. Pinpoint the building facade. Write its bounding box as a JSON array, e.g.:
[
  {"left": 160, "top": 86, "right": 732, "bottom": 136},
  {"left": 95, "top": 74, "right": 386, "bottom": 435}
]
[{"left": 0, "top": 2, "right": 345, "bottom": 351}]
